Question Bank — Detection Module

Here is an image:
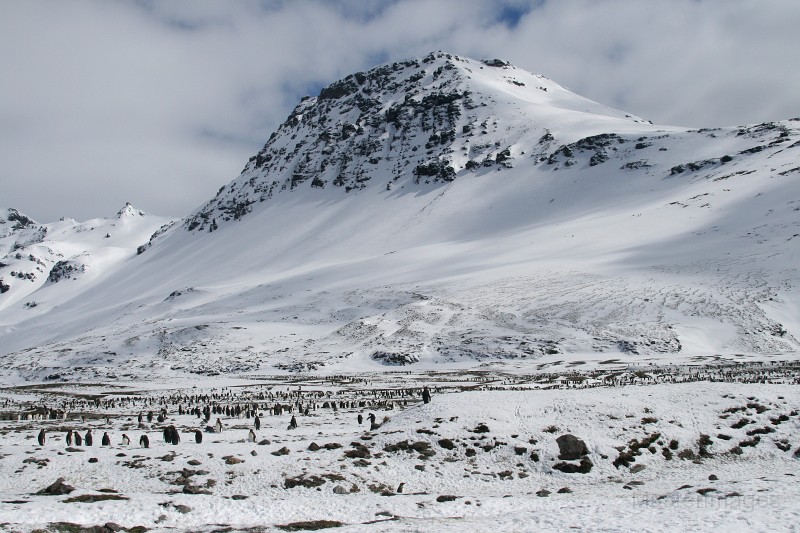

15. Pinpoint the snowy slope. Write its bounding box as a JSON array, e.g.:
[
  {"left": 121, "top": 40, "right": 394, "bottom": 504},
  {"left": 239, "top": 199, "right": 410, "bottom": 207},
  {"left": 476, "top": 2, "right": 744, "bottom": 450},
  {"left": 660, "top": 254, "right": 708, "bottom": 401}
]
[{"left": 1, "top": 53, "right": 799, "bottom": 383}]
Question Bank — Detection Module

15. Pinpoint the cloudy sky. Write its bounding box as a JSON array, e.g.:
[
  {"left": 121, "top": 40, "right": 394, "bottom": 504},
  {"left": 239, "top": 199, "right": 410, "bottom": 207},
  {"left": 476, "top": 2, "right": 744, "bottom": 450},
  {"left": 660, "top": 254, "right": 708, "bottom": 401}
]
[{"left": 2, "top": 0, "right": 798, "bottom": 221}]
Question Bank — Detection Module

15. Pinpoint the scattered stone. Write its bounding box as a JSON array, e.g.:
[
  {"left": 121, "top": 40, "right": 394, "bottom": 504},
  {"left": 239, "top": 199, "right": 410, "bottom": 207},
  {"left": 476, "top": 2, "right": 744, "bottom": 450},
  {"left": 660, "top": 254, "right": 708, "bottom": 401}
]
[
  {"left": 187, "top": 460, "right": 202, "bottom": 466},
  {"left": 275, "top": 520, "right": 344, "bottom": 531},
  {"left": 37, "top": 478, "right": 74, "bottom": 496},
  {"left": 224, "top": 456, "right": 244, "bottom": 465},
  {"left": 231, "top": 495, "right": 248, "bottom": 500},
  {"left": 344, "top": 444, "right": 371, "bottom": 459},
  {"left": 552, "top": 457, "right": 593, "bottom": 474},
  {"left": 697, "top": 488, "right": 717, "bottom": 496},
  {"left": 308, "top": 442, "right": 321, "bottom": 452},
  {"left": 556, "top": 434, "right": 589, "bottom": 460},
  {"left": 436, "top": 495, "right": 458, "bottom": 502},
  {"left": 536, "top": 489, "right": 551, "bottom": 497},
  {"left": 183, "top": 484, "right": 211, "bottom": 495},
  {"left": 630, "top": 464, "right": 646, "bottom": 473},
  {"left": 557, "top": 487, "right": 572, "bottom": 494},
  {"left": 258, "top": 439, "right": 271, "bottom": 446},
  {"left": 438, "top": 438, "right": 455, "bottom": 450},
  {"left": 88, "top": 458, "right": 99, "bottom": 464},
  {"left": 284, "top": 474, "right": 326, "bottom": 489},
  {"left": 709, "top": 474, "right": 719, "bottom": 481},
  {"left": 64, "top": 494, "right": 129, "bottom": 503},
  {"left": 333, "top": 485, "right": 348, "bottom": 494},
  {"left": 272, "top": 447, "right": 291, "bottom": 456},
  {"left": 174, "top": 504, "right": 192, "bottom": 513}
]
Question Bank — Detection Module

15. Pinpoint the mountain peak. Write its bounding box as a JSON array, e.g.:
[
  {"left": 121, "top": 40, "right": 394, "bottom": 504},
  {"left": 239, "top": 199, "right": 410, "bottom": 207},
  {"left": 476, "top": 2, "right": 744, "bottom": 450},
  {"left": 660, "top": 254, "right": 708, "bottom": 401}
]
[
  {"left": 116, "top": 202, "right": 146, "bottom": 218},
  {"left": 185, "top": 52, "right": 656, "bottom": 232}
]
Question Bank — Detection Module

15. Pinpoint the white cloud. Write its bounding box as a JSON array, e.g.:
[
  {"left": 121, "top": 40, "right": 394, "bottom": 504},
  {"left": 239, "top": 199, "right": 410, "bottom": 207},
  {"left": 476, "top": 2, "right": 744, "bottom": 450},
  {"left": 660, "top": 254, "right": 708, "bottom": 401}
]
[{"left": 1, "top": 0, "right": 798, "bottom": 221}]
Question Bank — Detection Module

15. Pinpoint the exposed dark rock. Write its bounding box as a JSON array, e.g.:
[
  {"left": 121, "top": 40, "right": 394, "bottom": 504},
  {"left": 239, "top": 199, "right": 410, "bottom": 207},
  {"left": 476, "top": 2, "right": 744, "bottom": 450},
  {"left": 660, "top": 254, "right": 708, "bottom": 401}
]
[
  {"left": 63, "top": 494, "right": 128, "bottom": 503},
  {"left": 284, "top": 474, "right": 326, "bottom": 489},
  {"left": 275, "top": 519, "right": 344, "bottom": 531},
  {"left": 556, "top": 434, "right": 589, "bottom": 460},
  {"left": 552, "top": 457, "right": 593, "bottom": 474},
  {"left": 37, "top": 478, "right": 74, "bottom": 496},
  {"left": 438, "top": 438, "right": 455, "bottom": 450}
]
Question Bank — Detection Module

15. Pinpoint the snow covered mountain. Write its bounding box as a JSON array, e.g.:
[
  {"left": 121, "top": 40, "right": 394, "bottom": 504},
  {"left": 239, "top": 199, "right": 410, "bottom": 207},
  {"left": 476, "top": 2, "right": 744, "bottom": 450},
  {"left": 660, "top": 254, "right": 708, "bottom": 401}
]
[
  {"left": 1, "top": 52, "right": 799, "bottom": 383},
  {"left": 0, "top": 203, "right": 174, "bottom": 321}
]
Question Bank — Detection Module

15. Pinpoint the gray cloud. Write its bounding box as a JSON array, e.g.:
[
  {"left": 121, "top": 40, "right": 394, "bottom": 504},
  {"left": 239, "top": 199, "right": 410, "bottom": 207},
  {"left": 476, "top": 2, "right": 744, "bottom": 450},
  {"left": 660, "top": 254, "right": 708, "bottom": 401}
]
[{"left": 2, "top": 0, "right": 798, "bottom": 221}]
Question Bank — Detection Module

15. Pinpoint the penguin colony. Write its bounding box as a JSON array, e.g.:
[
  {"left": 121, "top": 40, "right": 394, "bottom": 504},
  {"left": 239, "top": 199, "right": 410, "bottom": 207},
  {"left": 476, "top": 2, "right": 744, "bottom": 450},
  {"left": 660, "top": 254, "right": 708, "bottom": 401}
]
[
  {"left": 17, "top": 382, "right": 437, "bottom": 451},
  {"left": 13, "top": 360, "right": 799, "bottom": 453}
]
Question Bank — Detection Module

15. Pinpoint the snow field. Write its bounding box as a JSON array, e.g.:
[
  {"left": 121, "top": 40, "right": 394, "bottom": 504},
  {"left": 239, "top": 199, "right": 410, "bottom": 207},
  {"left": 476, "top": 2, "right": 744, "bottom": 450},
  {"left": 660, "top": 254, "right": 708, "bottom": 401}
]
[{"left": 0, "top": 376, "right": 798, "bottom": 532}]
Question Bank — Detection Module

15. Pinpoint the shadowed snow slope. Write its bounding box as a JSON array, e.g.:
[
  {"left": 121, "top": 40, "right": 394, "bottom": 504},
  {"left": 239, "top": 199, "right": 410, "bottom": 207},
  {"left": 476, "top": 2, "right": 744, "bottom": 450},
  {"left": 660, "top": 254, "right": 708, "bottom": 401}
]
[{"left": 1, "top": 52, "right": 799, "bottom": 382}]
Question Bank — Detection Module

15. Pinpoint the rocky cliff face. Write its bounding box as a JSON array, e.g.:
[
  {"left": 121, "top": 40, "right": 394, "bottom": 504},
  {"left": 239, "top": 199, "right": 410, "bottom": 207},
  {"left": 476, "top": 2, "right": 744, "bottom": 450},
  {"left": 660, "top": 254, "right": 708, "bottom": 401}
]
[{"left": 185, "top": 52, "right": 654, "bottom": 232}]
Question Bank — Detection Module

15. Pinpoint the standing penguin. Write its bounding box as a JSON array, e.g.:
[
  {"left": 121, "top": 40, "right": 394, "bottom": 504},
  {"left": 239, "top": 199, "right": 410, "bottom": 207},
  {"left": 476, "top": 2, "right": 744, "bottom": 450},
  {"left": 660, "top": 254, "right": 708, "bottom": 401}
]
[
  {"left": 121, "top": 434, "right": 130, "bottom": 446},
  {"left": 194, "top": 429, "right": 202, "bottom": 444},
  {"left": 357, "top": 414, "right": 363, "bottom": 425},
  {"left": 84, "top": 429, "right": 93, "bottom": 446},
  {"left": 170, "top": 426, "right": 180, "bottom": 445},
  {"left": 254, "top": 415, "right": 261, "bottom": 430},
  {"left": 74, "top": 432, "right": 83, "bottom": 446},
  {"left": 139, "top": 434, "right": 150, "bottom": 448},
  {"left": 215, "top": 418, "right": 223, "bottom": 433},
  {"left": 37, "top": 429, "right": 46, "bottom": 446},
  {"left": 101, "top": 432, "right": 111, "bottom": 446},
  {"left": 66, "top": 429, "right": 73, "bottom": 447},
  {"left": 422, "top": 387, "right": 431, "bottom": 404},
  {"left": 288, "top": 415, "right": 297, "bottom": 430},
  {"left": 247, "top": 429, "right": 256, "bottom": 442}
]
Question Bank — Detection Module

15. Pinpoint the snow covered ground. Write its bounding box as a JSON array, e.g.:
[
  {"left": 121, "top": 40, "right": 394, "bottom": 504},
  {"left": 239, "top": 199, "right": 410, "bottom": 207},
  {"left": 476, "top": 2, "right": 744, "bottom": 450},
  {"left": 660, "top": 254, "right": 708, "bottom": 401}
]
[{"left": 0, "top": 369, "right": 798, "bottom": 532}]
